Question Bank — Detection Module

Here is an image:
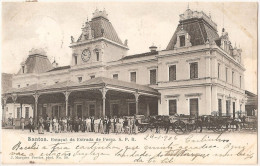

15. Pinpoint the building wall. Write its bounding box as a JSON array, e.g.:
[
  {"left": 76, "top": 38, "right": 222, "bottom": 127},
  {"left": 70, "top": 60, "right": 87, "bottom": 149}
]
[{"left": 4, "top": 103, "right": 33, "bottom": 120}]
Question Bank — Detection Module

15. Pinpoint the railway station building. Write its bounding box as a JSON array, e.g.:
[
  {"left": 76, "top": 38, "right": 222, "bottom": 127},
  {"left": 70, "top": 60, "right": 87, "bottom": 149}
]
[{"left": 2, "top": 8, "right": 246, "bottom": 124}]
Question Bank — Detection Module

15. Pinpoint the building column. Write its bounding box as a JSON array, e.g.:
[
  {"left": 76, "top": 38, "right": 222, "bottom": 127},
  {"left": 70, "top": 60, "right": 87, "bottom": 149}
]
[
  {"left": 20, "top": 103, "right": 23, "bottom": 118},
  {"left": 146, "top": 103, "right": 150, "bottom": 116},
  {"left": 2, "top": 96, "right": 7, "bottom": 124},
  {"left": 63, "top": 91, "right": 71, "bottom": 117},
  {"left": 33, "top": 93, "right": 39, "bottom": 124},
  {"left": 11, "top": 94, "right": 17, "bottom": 128},
  {"left": 100, "top": 87, "right": 107, "bottom": 117},
  {"left": 134, "top": 92, "right": 140, "bottom": 115}
]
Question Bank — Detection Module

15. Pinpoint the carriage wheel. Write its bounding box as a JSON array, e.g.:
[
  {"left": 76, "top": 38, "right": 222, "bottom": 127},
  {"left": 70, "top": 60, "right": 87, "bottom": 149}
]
[
  {"left": 186, "top": 123, "right": 195, "bottom": 132},
  {"left": 173, "top": 121, "right": 186, "bottom": 134},
  {"left": 138, "top": 125, "right": 148, "bottom": 133}
]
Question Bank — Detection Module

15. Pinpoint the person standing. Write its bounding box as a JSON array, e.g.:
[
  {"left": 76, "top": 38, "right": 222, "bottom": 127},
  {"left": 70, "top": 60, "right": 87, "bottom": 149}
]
[
  {"left": 91, "top": 116, "right": 94, "bottom": 132},
  {"left": 38, "top": 116, "right": 44, "bottom": 134},
  {"left": 106, "top": 117, "right": 111, "bottom": 134},
  {"left": 99, "top": 117, "right": 104, "bottom": 134},
  {"left": 118, "top": 117, "right": 124, "bottom": 134},
  {"left": 20, "top": 117, "right": 25, "bottom": 131},
  {"left": 29, "top": 117, "right": 34, "bottom": 132},
  {"left": 103, "top": 116, "right": 107, "bottom": 134},
  {"left": 94, "top": 117, "right": 99, "bottom": 133},
  {"left": 86, "top": 117, "right": 91, "bottom": 132},
  {"left": 49, "top": 118, "right": 53, "bottom": 133},
  {"left": 133, "top": 115, "right": 139, "bottom": 134}
]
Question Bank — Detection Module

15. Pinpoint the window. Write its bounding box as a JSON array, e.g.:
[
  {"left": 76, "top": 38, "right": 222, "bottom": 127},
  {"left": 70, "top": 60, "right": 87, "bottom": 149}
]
[
  {"left": 225, "top": 67, "right": 228, "bottom": 82},
  {"left": 169, "top": 65, "right": 176, "bottom": 81},
  {"left": 25, "top": 107, "right": 29, "bottom": 119},
  {"left": 113, "top": 74, "right": 118, "bottom": 80},
  {"left": 90, "top": 75, "right": 95, "bottom": 79},
  {"left": 130, "top": 72, "right": 136, "bottom": 83},
  {"left": 190, "top": 62, "right": 198, "bottom": 79},
  {"left": 233, "top": 102, "right": 236, "bottom": 118},
  {"left": 239, "top": 76, "right": 242, "bottom": 88},
  {"left": 17, "top": 107, "right": 20, "bottom": 118},
  {"left": 169, "top": 100, "right": 177, "bottom": 115},
  {"left": 226, "top": 100, "right": 230, "bottom": 116},
  {"left": 74, "top": 56, "right": 78, "bottom": 65},
  {"left": 150, "top": 69, "right": 157, "bottom": 85},
  {"left": 78, "top": 77, "right": 82, "bottom": 83},
  {"left": 232, "top": 71, "right": 234, "bottom": 84},
  {"left": 180, "top": 35, "right": 185, "bottom": 47},
  {"left": 96, "top": 50, "right": 100, "bottom": 61},
  {"left": 218, "top": 63, "right": 220, "bottom": 79},
  {"left": 218, "top": 99, "right": 222, "bottom": 116},
  {"left": 18, "top": 85, "right": 20, "bottom": 88}
]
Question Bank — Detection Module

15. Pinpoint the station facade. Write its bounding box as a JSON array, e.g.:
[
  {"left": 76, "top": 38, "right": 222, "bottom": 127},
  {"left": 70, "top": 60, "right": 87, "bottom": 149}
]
[{"left": 2, "top": 8, "right": 246, "bottom": 123}]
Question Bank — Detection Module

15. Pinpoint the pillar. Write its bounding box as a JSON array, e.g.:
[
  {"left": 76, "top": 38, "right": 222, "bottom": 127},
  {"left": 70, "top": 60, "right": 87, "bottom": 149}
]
[
  {"left": 146, "top": 103, "right": 150, "bottom": 116},
  {"left": 33, "top": 93, "right": 39, "bottom": 124},
  {"left": 63, "top": 91, "right": 71, "bottom": 117},
  {"left": 11, "top": 94, "right": 17, "bottom": 128},
  {"left": 99, "top": 87, "right": 107, "bottom": 117},
  {"left": 134, "top": 92, "right": 140, "bottom": 115},
  {"left": 2, "top": 96, "right": 7, "bottom": 124}
]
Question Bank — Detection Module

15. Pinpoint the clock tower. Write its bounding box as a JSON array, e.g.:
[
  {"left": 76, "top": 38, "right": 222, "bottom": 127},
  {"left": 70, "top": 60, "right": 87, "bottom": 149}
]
[{"left": 69, "top": 9, "right": 129, "bottom": 68}]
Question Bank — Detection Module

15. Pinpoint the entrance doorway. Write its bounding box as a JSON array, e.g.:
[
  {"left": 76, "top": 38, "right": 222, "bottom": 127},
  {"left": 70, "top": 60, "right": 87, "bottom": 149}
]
[
  {"left": 89, "top": 104, "right": 95, "bottom": 117},
  {"left": 52, "top": 105, "right": 61, "bottom": 119},
  {"left": 149, "top": 102, "right": 158, "bottom": 116},
  {"left": 111, "top": 104, "right": 119, "bottom": 117},
  {"left": 128, "top": 103, "right": 136, "bottom": 116},
  {"left": 42, "top": 106, "right": 47, "bottom": 120},
  {"left": 76, "top": 105, "right": 82, "bottom": 119},
  {"left": 190, "top": 98, "right": 199, "bottom": 116}
]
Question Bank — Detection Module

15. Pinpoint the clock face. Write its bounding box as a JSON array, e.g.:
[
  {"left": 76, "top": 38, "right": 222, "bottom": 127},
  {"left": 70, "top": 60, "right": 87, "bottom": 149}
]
[{"left": 81, "top": 49, "right": 91, "bottom": 62}]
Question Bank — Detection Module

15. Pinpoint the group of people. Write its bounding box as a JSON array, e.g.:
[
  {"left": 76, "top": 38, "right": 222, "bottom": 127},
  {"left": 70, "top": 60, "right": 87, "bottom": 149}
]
[{"left": 26, "top": 116, "right": 140, "bottom": 134}]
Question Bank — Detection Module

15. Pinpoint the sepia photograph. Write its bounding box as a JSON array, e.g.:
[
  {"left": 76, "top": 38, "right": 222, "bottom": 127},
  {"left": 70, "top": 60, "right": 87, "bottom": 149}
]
[{"left": 1, "top": 1, "right": 258, "bottom": 164}]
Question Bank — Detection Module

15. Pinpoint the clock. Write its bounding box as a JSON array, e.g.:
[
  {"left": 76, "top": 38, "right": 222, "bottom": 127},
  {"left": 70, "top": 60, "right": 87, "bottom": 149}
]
[{"left": 81, "top": 49, "right": 91, "bottom": 62}]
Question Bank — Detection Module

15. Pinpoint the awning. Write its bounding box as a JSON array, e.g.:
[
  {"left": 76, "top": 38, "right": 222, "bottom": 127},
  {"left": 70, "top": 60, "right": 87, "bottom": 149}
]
[{"left": 3, "top": 77, "right": 160, "bottom": 97}]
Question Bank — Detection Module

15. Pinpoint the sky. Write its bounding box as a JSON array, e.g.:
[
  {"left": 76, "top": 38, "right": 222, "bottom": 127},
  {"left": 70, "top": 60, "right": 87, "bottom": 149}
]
[{"left": 1, "top": 1, "right": 257, "bottom": 93}]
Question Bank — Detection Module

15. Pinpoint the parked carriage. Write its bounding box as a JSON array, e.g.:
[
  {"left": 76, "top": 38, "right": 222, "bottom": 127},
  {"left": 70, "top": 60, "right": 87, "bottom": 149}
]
[{"left": 241, "top": 116, "right": 257, "bottom": 131}]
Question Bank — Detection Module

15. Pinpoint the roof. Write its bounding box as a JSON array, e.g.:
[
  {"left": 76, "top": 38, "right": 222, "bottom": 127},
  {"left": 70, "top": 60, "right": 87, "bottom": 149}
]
[
  {"left": 77, "top": 15, "right": 123, "bottom": 46},
  {"left": 245, "top": 90, "right": 257, "bottom": 97},
  {"left": 4, "top": 77, "right": 159, "bottom": 96},
  {"left": 1, "top": 73, "right": 13, "bottom": 94},
  {"left": 17, "top": 54, "right": 53, "bottom": 74},
  {"left": 166, "top": 17, "right": 219, "bottom": 50},
  {"left": 121, "top": 51, "right": 158, "bottom": 60},
  {"left": 48, "top": 65, "right": 71, "bottom": 72}
]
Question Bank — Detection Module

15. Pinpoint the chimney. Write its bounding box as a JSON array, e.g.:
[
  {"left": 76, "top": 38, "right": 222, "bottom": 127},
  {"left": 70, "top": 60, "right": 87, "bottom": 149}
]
[{"left": 149, "top": 45, "right": 157, "bottom": 52}]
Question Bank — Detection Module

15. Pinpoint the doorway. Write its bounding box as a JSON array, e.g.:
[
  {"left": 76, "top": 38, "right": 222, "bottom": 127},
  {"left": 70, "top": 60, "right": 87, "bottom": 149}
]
[
  {"left": 111, "top": 104, "right": 119, "bottom": 117},
  {"left": 190, "top": 98, "right": 199, "bottom": 117},
  {"left": 77, "top": 105, "right": 82, "bottom": 119},
  {"left": 128, "top": 103, "right": 136, "bottom": 116},
  {"left": 89, "top": 104, "right": 95, "bottom": 117}
]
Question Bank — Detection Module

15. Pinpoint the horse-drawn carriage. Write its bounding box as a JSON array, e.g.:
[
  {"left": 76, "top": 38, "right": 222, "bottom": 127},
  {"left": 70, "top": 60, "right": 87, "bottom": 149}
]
[
  {"left": 241, "top": 116, "right": 257, "bottom": 131},
  {"left": 136, "top": 114, "right": 249, "bottom": 134}
]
